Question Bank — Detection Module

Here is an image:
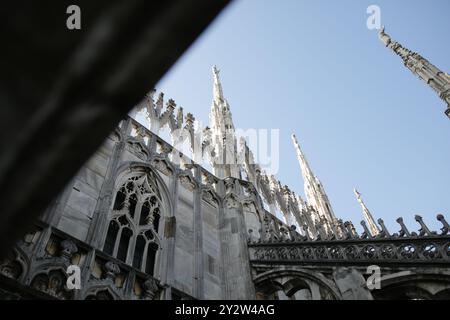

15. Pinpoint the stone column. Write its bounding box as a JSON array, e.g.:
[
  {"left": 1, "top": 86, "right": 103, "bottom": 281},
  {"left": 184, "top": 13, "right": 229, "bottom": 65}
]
[
  {"left": 158, "top": 168, "right": 178, "bottom": 300},
  {"left": 192, "top": 166, "right": 204, "bottom": 299},
  {"left": 218, "top": 179, "right": 255, "bottom": 299}
]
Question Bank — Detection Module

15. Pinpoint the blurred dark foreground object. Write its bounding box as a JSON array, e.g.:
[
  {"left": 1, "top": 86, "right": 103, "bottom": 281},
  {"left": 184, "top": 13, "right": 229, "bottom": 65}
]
[{"left": 0, "top": 0, "right": 231, "bottom": 257}]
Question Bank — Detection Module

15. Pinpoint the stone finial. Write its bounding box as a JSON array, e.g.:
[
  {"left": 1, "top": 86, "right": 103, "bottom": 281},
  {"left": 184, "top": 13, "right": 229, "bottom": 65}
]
[
  {"left": 212, "top": 65, "right": 225, "bottom": 103},
  {"left": 316, "top": 218, "right": 327, "bottom": 240},
  {"left": 378, "top": 26, "right": 391, "bottom": 47},
  {"left": 288, "top": 225, "right": 299, "bottom": 241},
  {"left": 396, "top": 217, "right": 411, "bottom": 237},
  {"left": 142, "top": 89, "right": 155, "bottom": 118},
  {"left": 146, "top": 89, "right": 157, "bottom": 113},
  {"left": 337, "top": 219, "right": 347, "bottom": 240},
  {"left": 415, "top": 215, "right": 434, "bottom": 236},
  {"left": 344, "top": 221, "right": 354, "bottom": 239},
  {"left": 156, "top": 92, "right": 164, "bottom": 107},
  {"left": 377, "top": 218, "right": 391, "bottom": 238},
  {"left": 347, "top": 221, "right": 358, "bottom": 238},
  {"left": 175, "top": 107, "right": 184, "bottom": 128},
  {"left": 166, "top": 98, "right": 175, "bottom": 112},
  {"left": 437, "top": 214, "right": 449, "bottom": 235},
  {"left": 212, "top": 65, "right": 220, "bottom": 75},
  {"left": 302, "top": 224, "right": 312, "bottom": 241},
  {"left": 185, "top": 113, "right": 195, "bottom": 127},
  {"left": 360, "top": 220, "right": 371, "bottom": 239}
]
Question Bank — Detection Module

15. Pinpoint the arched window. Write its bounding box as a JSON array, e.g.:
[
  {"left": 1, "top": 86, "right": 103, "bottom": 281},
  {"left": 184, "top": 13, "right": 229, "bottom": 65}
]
[
  {"left": 104, "top": 172, "right": 162, "bottom": 275},
  {"left": 104, "top": 220, "right": 119, "bottom": 256}
]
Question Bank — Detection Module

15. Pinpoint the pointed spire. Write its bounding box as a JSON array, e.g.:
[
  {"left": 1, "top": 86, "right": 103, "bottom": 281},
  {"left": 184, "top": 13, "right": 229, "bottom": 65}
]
[
  {"left": 208, "top": 66, "right": 240, "bottom": 179},
  {"left": 378, "top": 27, "right": 450, "bottom": 118},
  {"left": 291, "top": 133, "right": 336, "bottom": 230},
  {"left": 291, "top": 134, "right": 315, "bottom": 183},
  {"left": 378, "top": 26, "right": 412, "bottom": 62},
  {"left": 353, "top": 188, "right": 380, "bottom": 236}
]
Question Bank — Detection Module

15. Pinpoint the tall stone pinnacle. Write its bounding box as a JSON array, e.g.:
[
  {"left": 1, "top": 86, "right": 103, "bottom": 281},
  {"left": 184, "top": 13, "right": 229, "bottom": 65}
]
[
  {"left": 353, "top": 188, "right": 380, "bottom": 236},
  {"left": 208, "top": 66, "right": 240, "bottom": 179},
  {"left": 291, "top": 133, "right": 336, "bottom": 228},
  {"left": 378, "top": 27, "right": 450, "bottom": 118}
]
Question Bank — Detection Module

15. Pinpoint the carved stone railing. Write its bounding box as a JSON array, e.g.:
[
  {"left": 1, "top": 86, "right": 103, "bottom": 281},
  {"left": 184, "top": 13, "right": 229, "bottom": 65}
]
[
  {"left": 248, "top": 214, "right": 450, "bottom": 267},
  {"left": 249, "top": 236, "right": 450, "bottom": 266}
]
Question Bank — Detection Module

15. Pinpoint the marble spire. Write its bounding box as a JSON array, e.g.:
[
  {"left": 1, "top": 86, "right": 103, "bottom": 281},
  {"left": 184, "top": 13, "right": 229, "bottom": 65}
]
[
  {"left": 379, "top": 27, "right": 450, "bottom": 118},
  {"left": 291, "top": 133, "right": 336, "bottom": 230},
  {"left": 208, "top": 66, "right": 240, "bottom": 179},
  {"left": 353, "top": 188, "right": 380, "bottom": 236}
]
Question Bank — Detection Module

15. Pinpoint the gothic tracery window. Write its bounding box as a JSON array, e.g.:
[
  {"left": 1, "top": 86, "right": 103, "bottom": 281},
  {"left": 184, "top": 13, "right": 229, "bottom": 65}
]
[{"left": 104, "top": 173, "right": 162, "bottom": 276}]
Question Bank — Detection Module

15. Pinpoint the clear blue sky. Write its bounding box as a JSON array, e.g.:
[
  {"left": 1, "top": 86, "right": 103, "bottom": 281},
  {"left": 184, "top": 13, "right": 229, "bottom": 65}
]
[{"left": 155, "top": 0, "right": 450, "bottom": 233}]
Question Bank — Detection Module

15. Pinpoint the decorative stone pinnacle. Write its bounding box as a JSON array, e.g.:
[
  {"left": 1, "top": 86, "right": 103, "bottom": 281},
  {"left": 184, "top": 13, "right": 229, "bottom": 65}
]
[
  {"left": 396, "top": 217, "right": 411, "bottom": 237},
  {"left": 378, "top": 27, "right": 450, "bottom": 119},
  {"left": 415, "top": 215, "right": 433, "bottom": 236},
  {"left": 186, "top": 113, "right": 195, "bottom": 122},
  {"left": 437, "top": 214, "right": 449, "bottom": 235},
  {"left": 360, "top": 220, "right": 371, "bottom": 239},
  {"left": 166, "top": 98, "right": 176, "bottom": 111},
  {"left": 377, "top": 218, "right": 390, "bottom": 238},
  {"left": 353, "top": 187, "right": 379, "bottom": 236}
]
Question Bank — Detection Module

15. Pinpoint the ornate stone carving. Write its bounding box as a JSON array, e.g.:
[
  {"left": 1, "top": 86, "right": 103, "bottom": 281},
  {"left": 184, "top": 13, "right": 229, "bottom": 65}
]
[
  {"left": 415, "top": 215, "right": 435, "bottom": 236},
  {"left": 60, "top": 239, "right": 78, "bottom": 261},
  {"left": 104, "top": 261, "right": 120, "bottom": 280},
  {"left": 179, "top": 173, "right": 196, "bottom": 191},
  {"left": 202, "top": 188, "right": 218, "bottom": 206},
  {"left": 224, "top": 178, "right": 235, "bottom": 194},
  {"left": 127, "top": 140, "right": 148, "bottom": 160},
  {"left": 31, "top": 270, "right": 73, "bottom": 300},
  {"left": 377, "top": 218, "right": 391, "bottom": 238},
  {"left": 437, "top": 214, "right": 450, "bottom": 235},
  {"left": 143, "top": 277, "right": 159, "bottom": 300},
  {"left": 0, "top": 256, "right": 23, "bottom": 280},
  {"left": 153, "top": 158, "right": 173, "bottom": 176},
  {"left": 225, "top": 195, "right": 240, "bottom": 209},
  {"left": 396, "top": 217, "right": 411, "bottom": 237},
  {"left": 248, "top": 216, "right": 450, "bottom": 265}
]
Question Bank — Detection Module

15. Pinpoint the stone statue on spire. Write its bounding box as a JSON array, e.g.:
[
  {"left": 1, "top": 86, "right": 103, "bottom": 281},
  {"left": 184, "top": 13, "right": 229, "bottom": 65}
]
[{"left": 212, "top": 65, "right": 224, "bottom": 103}]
